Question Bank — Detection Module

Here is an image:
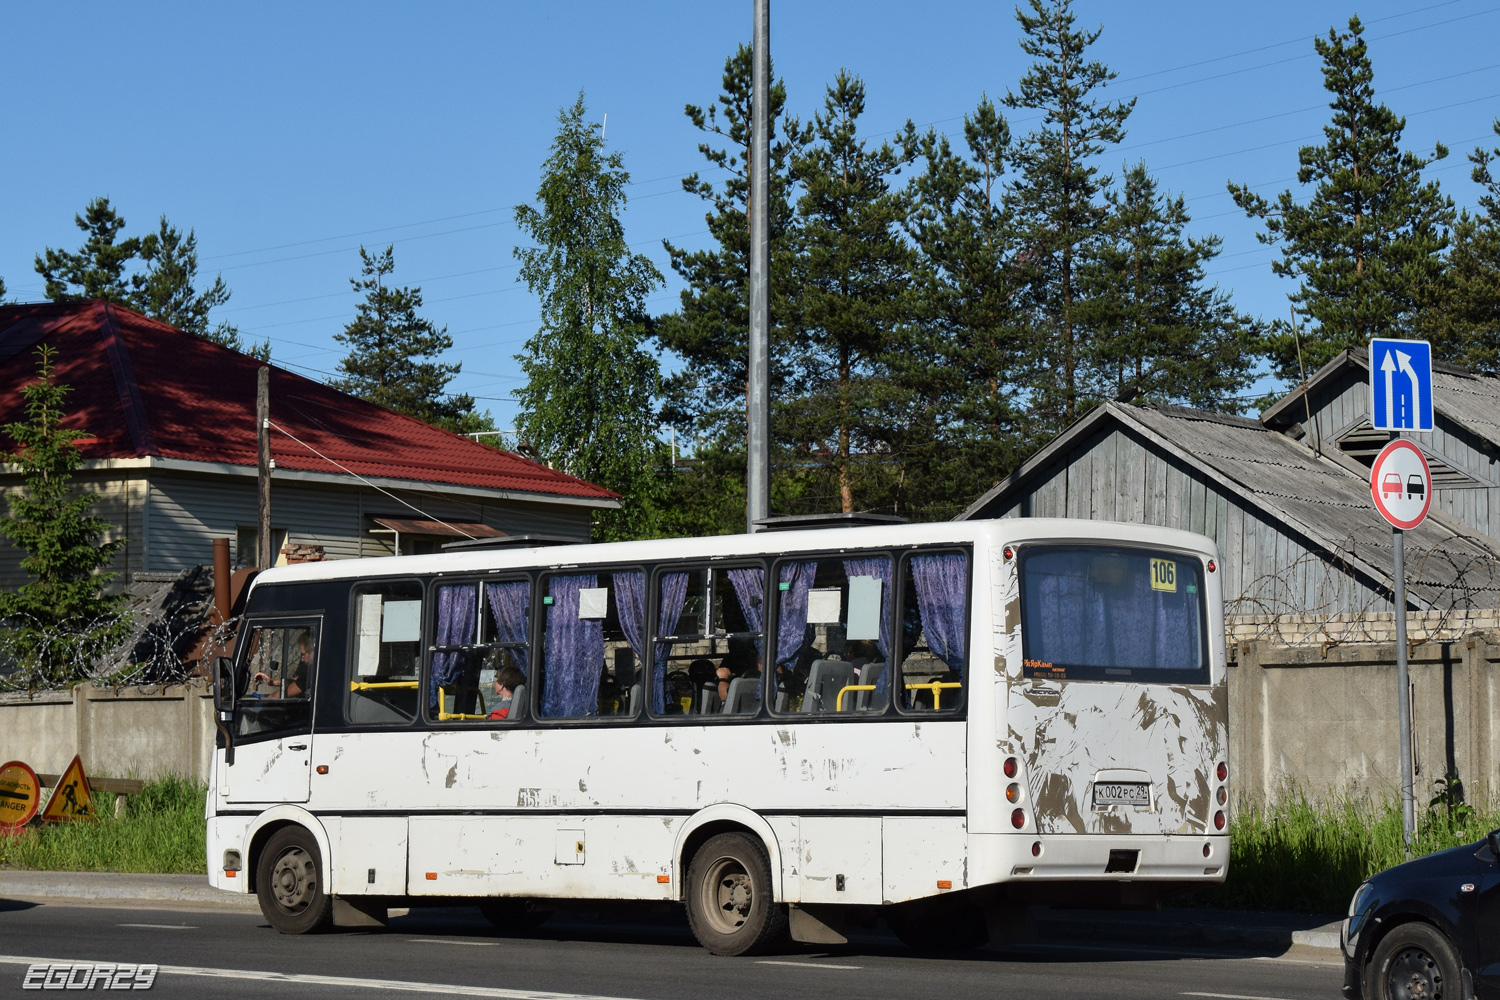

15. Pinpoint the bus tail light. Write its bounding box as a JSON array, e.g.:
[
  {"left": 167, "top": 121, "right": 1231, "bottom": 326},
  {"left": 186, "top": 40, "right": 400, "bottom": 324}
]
[
  {"left": 1213, "top": 811, "right": 1226, "bottom": 831},
  {"left": 1011, "top": 808, "right": 1026, "bottom": 829},
  {"left": 1031, "top": 841, "right": 1041, "bottom": 857},
  {"left": 1006, "top": 783, "right": 1021, "bottom": 803},
  {"left": 1216, "top": 786, "right": 1227, "bottom": 805},
  {"left": 1207, "top": 559, "right": 1216, "bottom": 573},
  {"left": 1004, "top": 757, "right": 1018, "bottom": 778},
  {"left": 1216, "top": 761, "right": 1228, "bottom": 782}
]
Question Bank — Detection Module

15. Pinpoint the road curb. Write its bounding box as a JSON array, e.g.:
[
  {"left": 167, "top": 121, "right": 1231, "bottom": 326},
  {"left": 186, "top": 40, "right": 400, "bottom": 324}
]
[{"left": 0, "top": 871, "right": 257, "bottom": 911}]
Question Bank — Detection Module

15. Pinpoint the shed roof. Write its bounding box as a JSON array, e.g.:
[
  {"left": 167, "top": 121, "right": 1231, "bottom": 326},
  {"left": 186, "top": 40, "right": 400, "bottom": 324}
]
[
  {"left": 961, "top": 401, "right": 1500, "bottom": 610},
  {"left": 0, "top": 301, "right": 617, "bottom": 505}
]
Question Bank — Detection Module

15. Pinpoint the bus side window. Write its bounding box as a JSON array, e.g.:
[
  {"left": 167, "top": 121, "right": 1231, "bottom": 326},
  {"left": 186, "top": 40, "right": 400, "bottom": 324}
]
[
  {"left": 770, "top": 555, "right": 893, "bottom": 715},
  {"left": 479, "top": 579, "right": 531, "bottom": 722},
  {"left": 536, "top": 569, "right": 645, "bottom": 720},
  {"left": 896, "top": 551, "right": 968, "bottom": 713},
  {"left": 347, "top": 582, "right": 421, "bottom": 725},
  {"left": 650, "top": 566, "right": 765, "bottom": 719},
  {"left": 239, "top": 622, "right": 318, "bottom": 736}
]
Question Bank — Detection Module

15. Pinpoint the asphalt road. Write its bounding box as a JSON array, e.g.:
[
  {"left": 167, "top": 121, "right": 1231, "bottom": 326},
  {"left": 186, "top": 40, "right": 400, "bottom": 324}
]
[{"left": 0, "top": 898, "right": 1344, "bottom": 1000}]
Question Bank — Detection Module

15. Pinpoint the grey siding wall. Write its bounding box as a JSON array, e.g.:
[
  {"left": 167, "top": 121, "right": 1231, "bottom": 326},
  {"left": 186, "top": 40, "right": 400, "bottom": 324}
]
[
  {"left": 0, "top": 470, "right": 144, "bottom": 592},
  {"left": 987, "top": 424, "right": 1389, "bottom": 617},
  {"left": 146, "top": 471, "right": 592, "bottom": 573}
]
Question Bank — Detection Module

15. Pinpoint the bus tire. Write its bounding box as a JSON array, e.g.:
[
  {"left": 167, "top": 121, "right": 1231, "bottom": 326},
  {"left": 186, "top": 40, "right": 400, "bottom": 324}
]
[
  {"left": 685, "top": 831, "right": 787, "bottom": 956},
  {"left": 256, "top": 826, "right": 332, "bottom": 934},
  {"left": 478, "top": 898, "right": 551, "bottom": 935},
  {"left": 886, "top": 897, "right": 989, "bottom": 952}
]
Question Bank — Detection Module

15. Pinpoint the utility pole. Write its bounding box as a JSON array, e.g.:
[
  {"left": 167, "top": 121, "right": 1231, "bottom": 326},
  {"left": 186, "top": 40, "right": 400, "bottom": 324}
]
[
  {"left": 745, "top": 0, "right": 771, "bottom": 533},
  {"left": 257, "top": 367, "right": 272, "bottom": 570}
]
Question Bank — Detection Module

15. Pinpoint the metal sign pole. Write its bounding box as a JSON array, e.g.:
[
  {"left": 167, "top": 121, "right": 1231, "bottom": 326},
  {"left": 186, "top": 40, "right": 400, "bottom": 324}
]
[{"left": 1392, "top": 524, "right": 1416, "bottom": 859}]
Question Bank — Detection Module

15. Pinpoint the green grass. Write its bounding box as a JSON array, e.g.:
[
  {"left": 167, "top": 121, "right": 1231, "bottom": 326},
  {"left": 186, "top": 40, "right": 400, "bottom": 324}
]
[
  {"left": 0, "top": 775, "right": 207, "bottom": 875},
  {"left": 1194, "top": 789, "right": 1500, "bottom": 914}
]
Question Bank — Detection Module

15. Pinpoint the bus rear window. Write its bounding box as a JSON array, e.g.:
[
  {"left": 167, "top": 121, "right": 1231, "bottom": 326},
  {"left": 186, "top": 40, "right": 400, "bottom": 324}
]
[{"left": 1018, "top": 545, "right": 1208, "bottom": 684}]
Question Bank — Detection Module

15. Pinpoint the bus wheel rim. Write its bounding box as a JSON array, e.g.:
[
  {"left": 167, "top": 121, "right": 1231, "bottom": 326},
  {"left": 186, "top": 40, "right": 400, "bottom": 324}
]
[
  {"left": 1388, "top": 946, "right": 1442, "bottom": 1000},
  {"left": 271, "top": 846, "right": 315, "bottom": 913},
  {"left": 701, "top": 855, "right": 753, "bottom": 936}
]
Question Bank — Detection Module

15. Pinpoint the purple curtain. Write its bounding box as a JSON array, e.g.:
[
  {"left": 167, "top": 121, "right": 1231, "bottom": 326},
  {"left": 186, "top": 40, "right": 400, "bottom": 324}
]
[
  {"left": 485, "top": 580, "right": 530, "bottom": 675},
  {"left": 911, "top": 553, "right": 968, "bottom": 676},
  {"left": 727, "top": 567, "right": 765, "bottom": 657},
  {"left": 431, "top": 584, "right": 477, "bottom": 708},
  {"left": 1027, "top": 556, "right": 1200, "bottom": 672},
  {"left": 613, "top": 570, "right": 648, "bottom": 678},
  {"left": 653, "top": 572, "right": 690, "bottom": 713},
  {"left": 843, "top": 556, "right": 892, "bottom": 693},
  {"left": 775, "top": 561, "right": 818, "bottom": 671},
  {"left": 541, "top": 574, "right": 604, "bottom": 718}
]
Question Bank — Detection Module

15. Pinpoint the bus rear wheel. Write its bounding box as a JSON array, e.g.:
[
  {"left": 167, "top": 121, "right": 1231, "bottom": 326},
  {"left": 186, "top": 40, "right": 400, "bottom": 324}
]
[
  {"left": 685, "top": 832, "right": 787, "bottom": 956},
  {"left": 256, "top": 826, "right": 332, "bottom": 934}
]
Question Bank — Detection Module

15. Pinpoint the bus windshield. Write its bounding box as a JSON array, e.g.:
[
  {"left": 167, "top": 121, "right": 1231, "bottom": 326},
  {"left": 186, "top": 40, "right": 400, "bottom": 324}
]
[{"left": 1019, "top": 544, "right": 1209, "bottom": 683}]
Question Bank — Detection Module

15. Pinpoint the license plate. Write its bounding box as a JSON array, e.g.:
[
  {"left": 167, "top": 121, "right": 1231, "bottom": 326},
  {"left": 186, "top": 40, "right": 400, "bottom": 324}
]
[{"left": 1094, "top": 782, "right": 1151, "bottom": 807}]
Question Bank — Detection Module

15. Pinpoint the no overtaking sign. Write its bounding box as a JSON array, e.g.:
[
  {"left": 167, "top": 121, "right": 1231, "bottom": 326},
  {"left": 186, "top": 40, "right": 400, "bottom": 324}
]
[{"left": 1370, "top": 439, "right": 1432, "bottom": 531}]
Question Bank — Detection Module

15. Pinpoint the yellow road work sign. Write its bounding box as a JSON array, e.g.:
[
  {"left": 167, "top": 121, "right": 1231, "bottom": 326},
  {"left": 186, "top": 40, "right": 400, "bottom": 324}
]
[
  {"left": 40, "top": 754, "right": 95, "bottom": 822},
  {"left": 0, "top": 760, "right": 41, "bottom": 829}
]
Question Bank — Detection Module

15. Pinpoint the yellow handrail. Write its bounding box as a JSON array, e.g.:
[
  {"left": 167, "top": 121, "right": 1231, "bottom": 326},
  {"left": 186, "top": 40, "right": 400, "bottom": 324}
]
[
  {"left": 436, "top": 686, "right": 487, "bottom": 721},
  {"left": 904, "top": 681, "right": 963, "bottom": 710},
  {"left": 350, "top": 681, "right": 419, "bottom": 690},
  {"left": 835, "top": 684, "right": 876, "bottom": 712}
]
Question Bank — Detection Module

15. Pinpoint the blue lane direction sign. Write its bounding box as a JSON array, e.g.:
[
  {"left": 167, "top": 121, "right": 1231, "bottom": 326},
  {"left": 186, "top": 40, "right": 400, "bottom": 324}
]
[{"left": 1370, "top": 338, "right": 1433, "bottom": 432}]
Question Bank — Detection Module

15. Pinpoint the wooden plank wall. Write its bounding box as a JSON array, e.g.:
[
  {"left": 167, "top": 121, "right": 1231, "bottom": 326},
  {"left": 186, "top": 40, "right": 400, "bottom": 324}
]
[
  {"left": 1304, "top": 369, "right": 1500, "bottom": 545},
  {"left": 999, "top": 424, "right": 1386, "bottom": 616},
  {"left": 0, "top": 470, "right": 144, "bottom": 592}
]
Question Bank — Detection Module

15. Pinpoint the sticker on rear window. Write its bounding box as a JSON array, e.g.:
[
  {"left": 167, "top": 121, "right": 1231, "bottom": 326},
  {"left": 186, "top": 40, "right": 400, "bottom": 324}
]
[{"left": 1150, "top": 558, "right": 1177, "bottom": 593}]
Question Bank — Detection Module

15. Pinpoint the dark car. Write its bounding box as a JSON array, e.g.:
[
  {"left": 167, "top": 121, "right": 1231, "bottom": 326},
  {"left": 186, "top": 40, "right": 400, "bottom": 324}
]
[{"left": 1342, "top": 830, "right": 1500, "bottom": 998}]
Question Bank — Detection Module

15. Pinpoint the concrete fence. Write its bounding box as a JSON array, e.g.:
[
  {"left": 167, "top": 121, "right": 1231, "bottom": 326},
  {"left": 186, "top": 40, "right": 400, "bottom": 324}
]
[
  {"left": 2, "top": 638, "right": 1499, "bottom": 811},
  {"left": 1229, "top": 635, "right": 1500, "bottom": 810},
  {"left": 0, "top": 680, "right": 215, "bottom": 784}
]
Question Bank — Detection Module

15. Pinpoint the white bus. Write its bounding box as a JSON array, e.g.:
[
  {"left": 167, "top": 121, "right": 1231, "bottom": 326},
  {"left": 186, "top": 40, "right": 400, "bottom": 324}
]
[{"left": 207, "top": 516, "right": 1229, "bottom": 955}]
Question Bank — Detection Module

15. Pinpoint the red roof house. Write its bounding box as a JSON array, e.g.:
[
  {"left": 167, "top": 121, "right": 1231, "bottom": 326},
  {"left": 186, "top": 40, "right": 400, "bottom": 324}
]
[{"left": 0, "top": 300, "right": 617, "bottom": 585}]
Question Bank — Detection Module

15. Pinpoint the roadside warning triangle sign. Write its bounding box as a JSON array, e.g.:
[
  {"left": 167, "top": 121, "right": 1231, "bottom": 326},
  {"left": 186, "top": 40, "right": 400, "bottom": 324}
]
[{"left": 40, "top": 755, "right": 95, "bottom": 822}]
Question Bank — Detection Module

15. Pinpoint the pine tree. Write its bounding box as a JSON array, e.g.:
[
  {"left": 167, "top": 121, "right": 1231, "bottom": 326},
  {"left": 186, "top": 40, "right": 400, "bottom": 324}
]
[
  {"left": 1424, "top": 120, "right": 1500, "bottom": 372},
  {"left": 34, "top": 197, "right": 142, "bottom": 304},
  {"left": 1083, "top": 163, "right": 1260, "bottom": 410},
  {"left": 1229, "top": 16, "right": 1454, "bottom": 381},
  {"left": 513, "top": 94, "right": 667, "bottom": 542},
  {"left": 332, "top": 245, "right": 488, "bottom": 434},
  {"left": 905, "top": 96, "right": 1035, "bottom": 515},
  {"left": 0, "top": 276, "right": 8, "bottom": 304},
  {"left": 1003, "top": 0, "right": 1135, "bottom": 434},
  {"left": 657, "top": 45, "right": 809, "bottom": 458},
  {"left": 783, "top": 71, "right": 916, "bottom": 515},
  {"left": 0, "top": 347, "right": 129, "bottom": 687},
  {"left": 133, "top": 217, "right": 270, "bottom": 360}
]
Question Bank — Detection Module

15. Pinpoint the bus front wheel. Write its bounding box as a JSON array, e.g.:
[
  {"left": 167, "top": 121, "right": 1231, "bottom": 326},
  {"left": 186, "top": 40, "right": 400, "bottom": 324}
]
[
  {"left": 685, "top": 832, "right": 787, "bottom": 956},
  {"left": 255, "top": 826, "right": 332, "bottom": 934}
]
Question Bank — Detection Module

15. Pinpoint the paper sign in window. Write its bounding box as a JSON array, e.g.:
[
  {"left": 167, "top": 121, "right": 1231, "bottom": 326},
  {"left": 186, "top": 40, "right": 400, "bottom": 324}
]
[
  {"left": 381, "top": 600, "right": 421, "bottom": 642},
  {"left": 1149, "top": 558, "right": 1177, "bottom": 593},
  {"left": 578, "top": 587, "right": 609, "bottom": 619},
  {"left": 356, "top": 593, "right": 383, "bottom": 675},
  {"left": 806, "top": 587, "right": 842, "bottom": 624},
  {"left": 846, "top": 576, "right": 882, "bottom": 640}
]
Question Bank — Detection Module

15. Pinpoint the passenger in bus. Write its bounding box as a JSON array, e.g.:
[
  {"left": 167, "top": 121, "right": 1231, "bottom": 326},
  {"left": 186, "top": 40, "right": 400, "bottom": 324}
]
[
  {"left": 486, "top": 665, "right": 526, "bottom": 720},
  {"left": 715, "top": 641, "right": 760, "bottom": 702},
  {"left": 845, "top": 639, "right": 877, "bottom": 679}
]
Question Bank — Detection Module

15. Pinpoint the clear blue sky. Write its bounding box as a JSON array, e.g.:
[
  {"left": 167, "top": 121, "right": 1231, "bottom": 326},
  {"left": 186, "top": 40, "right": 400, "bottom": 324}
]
[{"left": 3, "top": 1, "right": 1496, "bottom": 429}]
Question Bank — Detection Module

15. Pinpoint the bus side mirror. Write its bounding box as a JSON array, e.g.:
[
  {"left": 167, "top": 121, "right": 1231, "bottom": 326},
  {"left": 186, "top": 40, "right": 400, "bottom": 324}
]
[{"left": 213, "top": 656, "right": 236, "bottom": 716}]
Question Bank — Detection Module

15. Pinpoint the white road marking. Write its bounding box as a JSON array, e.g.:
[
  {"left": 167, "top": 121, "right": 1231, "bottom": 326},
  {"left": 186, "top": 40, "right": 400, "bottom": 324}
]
[
  {"left": 0, "top": 956, "right": 641, "bottom": 999},
  {"left": 117, "top": 923, "right": 196, "bottom": 930},
  {"left": 755, "top": 960, "right": 862, "bottom": 970},
  {"left": 407, "top": 938, "right": 500, "bottom": 947},
  {"left": 1183, "top": 992, "right": 1299, "bottom": 1000}
]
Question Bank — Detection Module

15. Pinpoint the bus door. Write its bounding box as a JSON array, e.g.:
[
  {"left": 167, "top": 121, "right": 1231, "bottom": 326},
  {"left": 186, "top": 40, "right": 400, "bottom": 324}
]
[
  {"left": 221, "top": 619, "right": 320, "bottom": 805},
  {"left": 1011, "top": 545, "right": 1223, "bottom": 836}
]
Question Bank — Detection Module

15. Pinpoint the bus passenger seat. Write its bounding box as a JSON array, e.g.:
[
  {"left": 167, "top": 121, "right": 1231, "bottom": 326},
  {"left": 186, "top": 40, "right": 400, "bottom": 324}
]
[
  {"left": 722, "top": 677, "right": 759, "bottom": 715},
  {"left": 699, "top": 684, "right": 723, "bottom": 715},
  {"left": 802, "top": 660, "right": 855, "bottom": 713},
  {"left": 508, "top": 683, "right": 528, "bottom": 722},
  {"left": 857, "top": 661, "right": 887, "bottom": 711},
  {"left": 627, "top": 682, "right": 642, "bottom": 716}
]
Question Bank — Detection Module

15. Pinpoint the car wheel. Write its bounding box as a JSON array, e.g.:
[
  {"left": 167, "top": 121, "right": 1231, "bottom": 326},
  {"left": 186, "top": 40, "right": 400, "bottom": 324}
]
[
  {"left": 684, "top": 832, "right": 787, "bottom": 956},
  {"left": 1368, "top": 922, "right": 1461, "bottom": 1000},
  {"left": 256, "top": 826, "right": 332, "bottom": 934},
  {"left": 478, "top": 898, "right": 551, "bottom": 935}
]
